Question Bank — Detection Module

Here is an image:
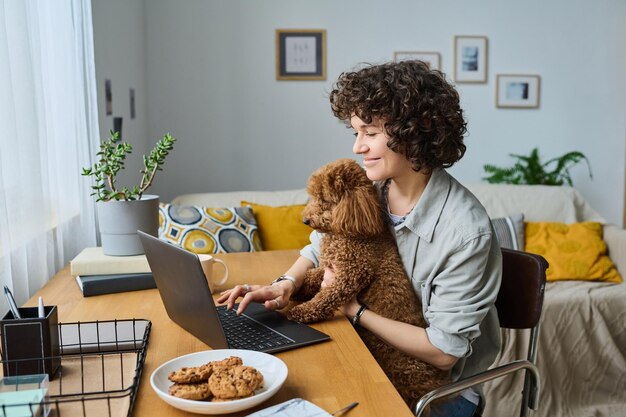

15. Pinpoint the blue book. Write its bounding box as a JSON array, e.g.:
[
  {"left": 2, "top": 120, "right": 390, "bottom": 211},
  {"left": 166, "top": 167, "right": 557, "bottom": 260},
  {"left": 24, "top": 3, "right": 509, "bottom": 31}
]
[{"left": 75, "top": 272, "right": 156, "bottom": 297}]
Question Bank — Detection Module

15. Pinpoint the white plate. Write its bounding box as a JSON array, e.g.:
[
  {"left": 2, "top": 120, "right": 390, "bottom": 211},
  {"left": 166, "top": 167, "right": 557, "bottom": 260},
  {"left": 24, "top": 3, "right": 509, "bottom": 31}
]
[{"left": 150, "top": 349, "right": 288, "bottom": 415}]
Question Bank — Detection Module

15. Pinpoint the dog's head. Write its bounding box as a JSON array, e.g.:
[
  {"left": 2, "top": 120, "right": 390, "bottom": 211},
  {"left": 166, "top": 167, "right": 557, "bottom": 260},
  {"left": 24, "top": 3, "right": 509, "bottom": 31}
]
[{"left": 302, "top": 158, "right": 386, "bottom": 237}]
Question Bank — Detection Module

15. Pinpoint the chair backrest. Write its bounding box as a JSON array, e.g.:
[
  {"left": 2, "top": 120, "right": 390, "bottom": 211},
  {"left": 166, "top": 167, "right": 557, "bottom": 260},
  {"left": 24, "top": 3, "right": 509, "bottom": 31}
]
[
  {"left": 496, "top": 248, "right": 548, "bottom": 329},
  {"left": 413, "top": 248, "right": 548, "bottom": 417}
]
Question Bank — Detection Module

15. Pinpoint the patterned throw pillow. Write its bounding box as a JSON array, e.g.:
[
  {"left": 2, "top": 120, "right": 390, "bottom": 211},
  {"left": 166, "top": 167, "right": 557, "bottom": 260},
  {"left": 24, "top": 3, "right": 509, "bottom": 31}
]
[
  {"left": 525, "top": 221, "right": 622, "bottom": 283},
  {"left": 159, "top": 203, "right": 262, "bottom": 254},
  {"left": 491, "top": 214, "right": 525, "bottom": 250}
]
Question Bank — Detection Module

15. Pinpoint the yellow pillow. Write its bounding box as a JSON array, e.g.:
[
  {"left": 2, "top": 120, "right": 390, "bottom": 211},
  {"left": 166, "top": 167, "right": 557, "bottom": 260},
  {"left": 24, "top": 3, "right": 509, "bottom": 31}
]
[
  {"left": 525, "top": 222, "right": 622, "bottom": 283},
  {"left": 241, "top": 201, "right": 313, "bottom": 251}
]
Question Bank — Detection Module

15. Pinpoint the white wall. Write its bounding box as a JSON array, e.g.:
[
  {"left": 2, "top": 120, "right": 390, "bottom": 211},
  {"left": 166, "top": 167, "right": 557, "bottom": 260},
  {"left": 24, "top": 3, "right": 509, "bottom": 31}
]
[
  {"left": 94, "top": 0, "right": 626, "bottom": 225},
  {"left": 92, "top": 0, "right": 149, "bottom": 192}
]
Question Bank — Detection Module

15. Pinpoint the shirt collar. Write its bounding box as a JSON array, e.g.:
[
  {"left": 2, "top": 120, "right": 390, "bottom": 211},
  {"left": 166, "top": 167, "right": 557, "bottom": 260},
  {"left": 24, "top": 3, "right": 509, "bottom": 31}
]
[{"left": 396, "top": 168, "right": 451, "bottom": 243}]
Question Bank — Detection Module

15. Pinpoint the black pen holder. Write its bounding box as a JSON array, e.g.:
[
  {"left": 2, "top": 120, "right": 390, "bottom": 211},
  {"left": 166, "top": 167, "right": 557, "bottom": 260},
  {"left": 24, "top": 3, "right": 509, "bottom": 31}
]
[{"left": 0, "top": 305, "right": 60, "bottom": 378}]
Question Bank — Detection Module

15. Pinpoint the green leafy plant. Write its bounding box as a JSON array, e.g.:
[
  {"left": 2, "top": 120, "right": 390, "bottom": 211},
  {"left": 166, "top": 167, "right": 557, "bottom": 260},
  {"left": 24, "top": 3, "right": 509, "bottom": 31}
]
[
  {"left": 483, "top": 148, "right": 592, "bottom": 186},
  {"left": 82, "top": 131, "right": 176, "bottom": 201}
]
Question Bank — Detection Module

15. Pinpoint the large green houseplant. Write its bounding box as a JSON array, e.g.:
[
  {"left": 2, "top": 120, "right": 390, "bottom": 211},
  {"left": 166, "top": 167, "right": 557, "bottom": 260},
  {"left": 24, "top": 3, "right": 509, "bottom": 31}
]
[
  {"left": 83, "top": 131, "right": 176, "bottom": 255},
  {"left": 483, "top": 148, "right": 592, "bottom": 186}
]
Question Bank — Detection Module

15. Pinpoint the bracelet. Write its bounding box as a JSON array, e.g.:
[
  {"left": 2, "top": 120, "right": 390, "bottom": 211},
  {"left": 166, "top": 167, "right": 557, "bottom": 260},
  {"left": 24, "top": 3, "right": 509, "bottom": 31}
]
[
  {"left": 271, "top": 274, "right": 298, "bottom": 291},
  {"left": 352, "top": 303, "right": 368, "bottom": 326}
]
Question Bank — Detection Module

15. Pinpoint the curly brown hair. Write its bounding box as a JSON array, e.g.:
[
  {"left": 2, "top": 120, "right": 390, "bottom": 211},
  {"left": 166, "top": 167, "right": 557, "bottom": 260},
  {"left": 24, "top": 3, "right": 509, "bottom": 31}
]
[{"left": 329, "top": 61, "right": 467, "bottom": 173}]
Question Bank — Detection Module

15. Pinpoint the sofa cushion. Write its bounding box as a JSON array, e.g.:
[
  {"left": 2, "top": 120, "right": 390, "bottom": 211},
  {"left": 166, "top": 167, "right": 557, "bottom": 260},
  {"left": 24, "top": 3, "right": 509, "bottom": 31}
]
[
  {"left": 525, "top": 221, "right": 622, "bottom": 283},
  {"left": 491, "top": 214, "right": 525, "bottom": 250},
  {"left": 465, "top": 183, "right": 605, "bottom": 223},
  {"left": 241, "top": 201, "right": 313, "bottom": 250},
  {"left": 159, "top": 203, "right": 262, "bottom": 254},
  {"left": 172, "top": 189, "right": 309, "bottom": 208}
]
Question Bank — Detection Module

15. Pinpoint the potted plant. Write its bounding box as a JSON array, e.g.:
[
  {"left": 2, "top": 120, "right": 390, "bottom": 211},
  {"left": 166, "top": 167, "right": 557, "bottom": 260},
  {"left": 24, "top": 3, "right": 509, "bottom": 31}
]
[
  {"left": 483, "top": 148, "right": 592, "bottom": 186},
  {"left": 82, "top": 131, "right": 176, "bottom": 255}
]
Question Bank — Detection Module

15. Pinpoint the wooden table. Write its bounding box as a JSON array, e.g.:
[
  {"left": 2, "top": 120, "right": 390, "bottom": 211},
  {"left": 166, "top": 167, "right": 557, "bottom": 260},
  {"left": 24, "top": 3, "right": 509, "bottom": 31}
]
[{"left": 23, "top": 250, "right": 413, "bottom": 417}]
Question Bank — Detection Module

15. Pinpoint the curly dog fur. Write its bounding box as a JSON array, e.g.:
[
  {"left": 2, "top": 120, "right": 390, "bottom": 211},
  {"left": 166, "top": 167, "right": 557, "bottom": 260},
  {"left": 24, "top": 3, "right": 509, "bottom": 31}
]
[{"left": 286, "top": 158, "right": 449, "bottom": 408}]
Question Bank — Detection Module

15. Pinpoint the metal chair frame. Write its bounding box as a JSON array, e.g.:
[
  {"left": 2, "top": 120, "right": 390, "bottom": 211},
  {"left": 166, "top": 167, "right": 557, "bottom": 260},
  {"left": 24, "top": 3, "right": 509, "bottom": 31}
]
[{"left": 414, "top": 248, "right": 548, "bottom": 417}]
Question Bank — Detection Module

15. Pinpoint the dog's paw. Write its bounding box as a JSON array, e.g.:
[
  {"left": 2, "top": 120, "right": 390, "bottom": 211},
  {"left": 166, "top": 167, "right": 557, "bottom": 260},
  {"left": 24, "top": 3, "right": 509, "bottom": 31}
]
[{"left": 286, "top": 305, "right": 316, "bottom": 323}]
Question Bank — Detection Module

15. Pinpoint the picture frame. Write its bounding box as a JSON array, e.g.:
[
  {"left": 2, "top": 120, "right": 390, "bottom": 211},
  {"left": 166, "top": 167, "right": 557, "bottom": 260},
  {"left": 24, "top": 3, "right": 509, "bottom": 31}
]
[
  {"left": 496, "top": 74, "right": 541, "bottom": 108},
  {"left": 276, "top": 29, "right": 326, "bottom": 81},
  {"left": 454, "top": 36, "right": 488, "bottom": 83},
  {"left": 393, "top": 51, "right": 441, "bottom": 71}
]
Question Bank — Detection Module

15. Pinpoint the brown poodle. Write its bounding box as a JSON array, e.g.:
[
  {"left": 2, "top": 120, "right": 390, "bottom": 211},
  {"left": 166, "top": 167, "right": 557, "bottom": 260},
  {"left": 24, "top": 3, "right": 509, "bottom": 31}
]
[{"left": 286, "top": 158, "right": 449, "bottom": 408}]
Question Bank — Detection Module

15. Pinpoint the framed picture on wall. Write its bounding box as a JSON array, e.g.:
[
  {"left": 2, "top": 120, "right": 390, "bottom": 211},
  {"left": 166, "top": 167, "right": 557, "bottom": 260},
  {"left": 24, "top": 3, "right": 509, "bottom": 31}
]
[
  {"left": 393, "top": 51, "right": 441, "bottom": 71},
  {"left": 496, "top": 74, "right": 541, "bottom": 108},
  {"left": 454, "top": 36, "right": 488, "bottom": 83},
  {"left": 276, "top": 29, "right": 326, "bottom": 80}
]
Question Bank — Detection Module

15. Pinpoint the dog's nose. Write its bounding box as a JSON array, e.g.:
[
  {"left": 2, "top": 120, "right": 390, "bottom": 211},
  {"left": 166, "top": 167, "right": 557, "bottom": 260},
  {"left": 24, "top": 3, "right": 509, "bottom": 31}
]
[{"left": 303, "top": 218, "right": 310, "bottom": 226}]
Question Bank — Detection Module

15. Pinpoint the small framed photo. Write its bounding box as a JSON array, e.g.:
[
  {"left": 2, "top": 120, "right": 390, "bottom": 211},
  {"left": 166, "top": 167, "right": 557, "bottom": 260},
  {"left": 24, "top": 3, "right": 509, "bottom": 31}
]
[
  {"left": 276, "top": 29, "right": 326, "bottom": 81},
  {"left": 454, "top": 36, "right": 488, "bottom": 83},
  {"left": 393, "top": 51, "right": 441, "bottom": 71},
  {"left": 496, "top": 74, "right": 541, "bottom": 108}
]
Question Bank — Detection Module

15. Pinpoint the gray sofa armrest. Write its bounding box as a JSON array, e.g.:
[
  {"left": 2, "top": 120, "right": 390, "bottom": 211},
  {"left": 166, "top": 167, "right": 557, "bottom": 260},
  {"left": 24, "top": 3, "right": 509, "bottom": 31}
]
[{"left": 603, "top": 224, "right": 626, "bottom": 277}]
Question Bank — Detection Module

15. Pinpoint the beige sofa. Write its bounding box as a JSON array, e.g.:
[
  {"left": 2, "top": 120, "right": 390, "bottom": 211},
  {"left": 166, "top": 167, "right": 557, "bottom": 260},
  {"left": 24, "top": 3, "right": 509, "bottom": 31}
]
[{"left": 173, "top": 184, "right": 626, "bottom": 417}]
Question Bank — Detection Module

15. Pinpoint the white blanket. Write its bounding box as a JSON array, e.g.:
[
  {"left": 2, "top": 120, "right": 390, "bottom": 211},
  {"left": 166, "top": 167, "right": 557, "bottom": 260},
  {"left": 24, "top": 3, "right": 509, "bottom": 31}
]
[{"left": 483, "top": 280, "right": 626, "bottom": 417}]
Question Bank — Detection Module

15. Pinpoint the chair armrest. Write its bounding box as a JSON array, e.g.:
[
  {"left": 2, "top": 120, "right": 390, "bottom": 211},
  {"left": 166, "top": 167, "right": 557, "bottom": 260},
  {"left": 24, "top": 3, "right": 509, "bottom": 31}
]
[
  {"left": 414, "top": 360, "right": 540, "bottom": 417},
  {"left": 604, "top": 224, "right": 626, "bottom": 277}
]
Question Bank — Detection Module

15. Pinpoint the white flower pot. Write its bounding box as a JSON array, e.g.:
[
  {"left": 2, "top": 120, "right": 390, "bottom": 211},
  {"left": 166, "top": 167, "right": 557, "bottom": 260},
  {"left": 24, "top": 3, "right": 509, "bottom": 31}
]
[{"left": 97, "top": 195, "right": 159, "bottom": 256}]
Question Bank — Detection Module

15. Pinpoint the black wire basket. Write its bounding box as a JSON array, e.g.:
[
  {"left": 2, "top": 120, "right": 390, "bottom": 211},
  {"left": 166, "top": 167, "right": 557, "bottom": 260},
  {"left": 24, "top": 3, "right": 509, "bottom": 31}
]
[{"left": 0, "top": 319, "right": 151, "bottom": 417}]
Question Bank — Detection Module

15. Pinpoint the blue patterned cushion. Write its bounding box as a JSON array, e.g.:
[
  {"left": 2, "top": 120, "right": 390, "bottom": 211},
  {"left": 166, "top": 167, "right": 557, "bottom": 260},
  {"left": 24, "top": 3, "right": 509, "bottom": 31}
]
[
  {"left": 491, "top": 214, "right": 525, "bottom": 250},
  {"left": 158, "top": 203, "right": 263, "bottom": 253}
]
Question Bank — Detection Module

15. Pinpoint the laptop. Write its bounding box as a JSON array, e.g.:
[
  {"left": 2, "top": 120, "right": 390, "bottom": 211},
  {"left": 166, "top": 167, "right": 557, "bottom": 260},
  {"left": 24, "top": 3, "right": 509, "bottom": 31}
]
[{"left": 137, "top": 231, "right": 330, "bottom": 353}]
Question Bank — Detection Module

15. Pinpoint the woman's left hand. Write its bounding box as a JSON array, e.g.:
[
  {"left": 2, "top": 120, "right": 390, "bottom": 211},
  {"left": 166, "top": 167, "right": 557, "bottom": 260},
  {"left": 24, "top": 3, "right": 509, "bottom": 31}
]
[{"left": 321, "top": 266, "right": 360, "bottom": 317}]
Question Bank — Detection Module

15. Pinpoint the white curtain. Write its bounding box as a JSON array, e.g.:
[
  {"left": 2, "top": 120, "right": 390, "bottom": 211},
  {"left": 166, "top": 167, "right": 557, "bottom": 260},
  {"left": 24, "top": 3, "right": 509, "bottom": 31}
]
[{"left": 0, "top": 0, "right": 99, "bottom": 307}]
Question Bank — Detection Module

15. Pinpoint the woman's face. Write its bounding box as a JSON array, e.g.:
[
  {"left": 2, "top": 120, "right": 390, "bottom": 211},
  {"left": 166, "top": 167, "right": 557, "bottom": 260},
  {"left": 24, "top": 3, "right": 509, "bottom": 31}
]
[{"left": 350, "top": 115, "right": 413, "bottom": 182}]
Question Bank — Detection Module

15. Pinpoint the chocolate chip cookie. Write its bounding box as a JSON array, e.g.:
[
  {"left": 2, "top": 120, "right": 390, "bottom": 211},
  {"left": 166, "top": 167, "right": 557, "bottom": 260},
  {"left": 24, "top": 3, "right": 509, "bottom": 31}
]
[
  {"left": 168, "top": 356, "right": 243, "bottom": 384},
  {"left": 168, "top": 382, "right": 213, "bottom": 400},
  {"left": 208, "top": 365, "right": 264, "bottom": 400}
]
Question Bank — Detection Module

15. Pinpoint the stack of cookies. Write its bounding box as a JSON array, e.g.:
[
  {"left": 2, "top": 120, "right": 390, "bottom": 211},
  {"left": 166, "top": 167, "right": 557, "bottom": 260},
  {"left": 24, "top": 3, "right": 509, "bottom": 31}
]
[{"left": 168, "top": 356, "right": 264, "bottom": 401}]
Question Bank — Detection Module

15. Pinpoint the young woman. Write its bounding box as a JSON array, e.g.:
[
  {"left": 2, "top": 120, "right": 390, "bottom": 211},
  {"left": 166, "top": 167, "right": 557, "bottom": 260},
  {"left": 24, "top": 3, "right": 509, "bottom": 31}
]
[{"left": 218, "top": 61, "right": 502, "bottom": 417}]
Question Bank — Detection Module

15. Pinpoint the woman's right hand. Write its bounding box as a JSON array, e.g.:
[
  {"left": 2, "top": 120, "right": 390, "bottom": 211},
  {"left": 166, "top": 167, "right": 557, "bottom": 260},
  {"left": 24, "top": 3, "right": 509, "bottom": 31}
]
[{"left": 216, "top": 281, "right": 295, "bottom": 315}]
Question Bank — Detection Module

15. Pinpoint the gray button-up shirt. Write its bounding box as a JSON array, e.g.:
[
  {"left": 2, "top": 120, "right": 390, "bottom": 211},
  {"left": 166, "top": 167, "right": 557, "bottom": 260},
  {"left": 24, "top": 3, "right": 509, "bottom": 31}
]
[{"left": 301, "top": 168, "right": 502, "bottom": 385}]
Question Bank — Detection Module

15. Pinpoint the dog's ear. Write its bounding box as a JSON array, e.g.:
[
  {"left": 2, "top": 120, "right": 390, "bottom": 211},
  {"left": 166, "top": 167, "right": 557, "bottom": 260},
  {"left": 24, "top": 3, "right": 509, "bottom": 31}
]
[{"left": 331, "top": 186, "right": 385, "bottom": 237}]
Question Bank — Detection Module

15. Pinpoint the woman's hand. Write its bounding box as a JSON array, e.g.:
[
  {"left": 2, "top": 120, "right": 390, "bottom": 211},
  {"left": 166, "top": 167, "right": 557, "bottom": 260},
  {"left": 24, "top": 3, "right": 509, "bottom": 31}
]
[
  {"left": 216, "top": 280, "right": 295, "bottom": 315},
  {"left": 320, "top": 266, "right": 335, "bottom": 289},
  {"left": 320, "top": 266, "right": 360, "bottom": 318},
  {"left": 339, "top": 297, "right": 361, "bottom": 318}
]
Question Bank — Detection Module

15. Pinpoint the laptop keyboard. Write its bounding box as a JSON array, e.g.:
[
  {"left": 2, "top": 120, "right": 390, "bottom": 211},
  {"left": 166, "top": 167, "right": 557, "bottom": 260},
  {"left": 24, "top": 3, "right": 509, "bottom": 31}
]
[{"left": 217, "top": 306, "right": 295, "bottom": 351}]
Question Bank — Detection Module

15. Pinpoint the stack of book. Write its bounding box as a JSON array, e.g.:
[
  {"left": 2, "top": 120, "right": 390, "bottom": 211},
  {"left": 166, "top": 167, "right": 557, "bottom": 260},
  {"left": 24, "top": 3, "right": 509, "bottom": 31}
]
[{"left": 70, "top": 247, "right": 156, "bottom": 297}]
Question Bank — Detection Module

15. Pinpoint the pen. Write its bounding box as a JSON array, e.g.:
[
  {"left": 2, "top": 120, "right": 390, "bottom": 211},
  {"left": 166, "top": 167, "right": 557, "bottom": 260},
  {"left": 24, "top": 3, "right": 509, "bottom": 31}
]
[
  {"left": 38, "top": 296, "right": 45, "bottom": 318},
  {"left": 331, "top": 402, "right": 359, "bottom": 416},
  {"left": 3, "top": 285, "right": 22, "bottom": 319}
]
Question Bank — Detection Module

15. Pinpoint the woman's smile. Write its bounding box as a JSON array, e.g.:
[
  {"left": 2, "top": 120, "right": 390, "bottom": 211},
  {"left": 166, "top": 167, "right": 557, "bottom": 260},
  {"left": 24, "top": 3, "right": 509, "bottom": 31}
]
[{"left": 363, "top": 157, "right": 381, "bottom": 166}]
